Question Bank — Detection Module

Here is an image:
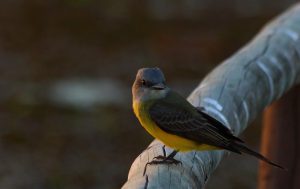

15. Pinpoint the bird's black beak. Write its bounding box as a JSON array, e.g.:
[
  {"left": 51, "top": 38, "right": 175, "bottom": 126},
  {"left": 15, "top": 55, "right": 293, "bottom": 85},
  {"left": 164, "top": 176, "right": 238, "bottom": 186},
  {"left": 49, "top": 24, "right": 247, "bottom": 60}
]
[{"left": 151, "top": 83, "right": 165, "bottom": 90}]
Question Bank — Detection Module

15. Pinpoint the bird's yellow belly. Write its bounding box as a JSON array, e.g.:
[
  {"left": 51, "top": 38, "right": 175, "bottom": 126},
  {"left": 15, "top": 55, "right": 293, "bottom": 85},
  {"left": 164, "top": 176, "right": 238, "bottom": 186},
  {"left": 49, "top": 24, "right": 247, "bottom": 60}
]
[{"left": 133, "top": 102, "right": 217, "bottom": 152}]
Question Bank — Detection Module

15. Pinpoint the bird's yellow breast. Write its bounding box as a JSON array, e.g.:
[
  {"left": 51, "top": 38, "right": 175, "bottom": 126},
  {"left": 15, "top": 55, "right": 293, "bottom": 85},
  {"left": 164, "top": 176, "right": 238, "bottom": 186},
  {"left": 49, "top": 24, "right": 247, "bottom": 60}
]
[{"left": 133, "top": 101, "right": 217, "bottom": 151}]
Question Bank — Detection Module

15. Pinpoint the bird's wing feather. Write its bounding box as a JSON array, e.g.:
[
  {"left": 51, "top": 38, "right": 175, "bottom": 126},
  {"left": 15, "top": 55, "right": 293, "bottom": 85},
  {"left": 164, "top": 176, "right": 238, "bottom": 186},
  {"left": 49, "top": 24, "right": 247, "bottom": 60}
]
[
  {"left": 149, "top": 98, "right": 243, "bottom": 151},
  {"left": 195, "top": 107, "right": 244, "bottom": 143}
]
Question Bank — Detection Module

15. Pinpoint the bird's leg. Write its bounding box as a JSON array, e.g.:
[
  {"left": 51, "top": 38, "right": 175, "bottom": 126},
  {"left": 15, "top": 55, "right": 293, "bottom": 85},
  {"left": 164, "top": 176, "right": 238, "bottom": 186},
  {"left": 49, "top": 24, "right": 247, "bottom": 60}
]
[
  {"left": 150, "top": 150, "right": 181, "bottom": 165},
  {"left": 143, "top": 149, "right": 181, "bottom": 176}
]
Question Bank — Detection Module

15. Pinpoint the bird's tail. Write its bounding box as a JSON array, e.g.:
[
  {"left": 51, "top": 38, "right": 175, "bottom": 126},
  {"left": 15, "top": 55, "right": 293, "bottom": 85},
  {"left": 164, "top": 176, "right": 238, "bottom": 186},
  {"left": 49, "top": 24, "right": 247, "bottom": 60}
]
[{"left": 231, "top": 142, "right": 287, "bottom": 170}]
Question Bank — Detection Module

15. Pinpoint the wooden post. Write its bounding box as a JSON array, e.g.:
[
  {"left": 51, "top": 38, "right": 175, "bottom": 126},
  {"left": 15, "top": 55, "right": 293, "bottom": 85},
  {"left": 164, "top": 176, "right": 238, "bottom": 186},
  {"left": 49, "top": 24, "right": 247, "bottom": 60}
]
[{"left": 259, "top": 86, "right": 300, "bottom": 189}]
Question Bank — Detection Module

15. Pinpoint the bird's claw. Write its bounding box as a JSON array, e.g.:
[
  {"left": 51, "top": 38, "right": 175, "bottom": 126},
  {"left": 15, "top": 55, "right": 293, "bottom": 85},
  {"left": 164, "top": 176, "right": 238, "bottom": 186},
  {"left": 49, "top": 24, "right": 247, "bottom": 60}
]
[
  {"left": 151, "top": 155, "right": 181, "bottom": 165},
  {"left": 148, "top": 158, "right": 182, "bottom": 165},
  {"left": 153, "top": 155, "right": 166, "bottom": 160},
  {"left": 143, "top": 156, "right": 181, "bottom": 176}
]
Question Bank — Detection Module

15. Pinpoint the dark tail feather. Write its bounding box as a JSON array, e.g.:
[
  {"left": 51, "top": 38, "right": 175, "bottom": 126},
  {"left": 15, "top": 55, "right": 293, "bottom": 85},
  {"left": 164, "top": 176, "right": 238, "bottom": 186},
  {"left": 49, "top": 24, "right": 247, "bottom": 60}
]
[{"left": 232, "top": 142, "right": 287, "bottom": 171}]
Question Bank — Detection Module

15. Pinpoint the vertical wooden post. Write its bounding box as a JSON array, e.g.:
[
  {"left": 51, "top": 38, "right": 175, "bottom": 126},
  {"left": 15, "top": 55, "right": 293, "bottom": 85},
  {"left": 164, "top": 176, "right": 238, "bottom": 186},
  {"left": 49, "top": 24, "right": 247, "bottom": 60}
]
[{"left": 259, "top": 86, "right": 300, "bottom": 189}]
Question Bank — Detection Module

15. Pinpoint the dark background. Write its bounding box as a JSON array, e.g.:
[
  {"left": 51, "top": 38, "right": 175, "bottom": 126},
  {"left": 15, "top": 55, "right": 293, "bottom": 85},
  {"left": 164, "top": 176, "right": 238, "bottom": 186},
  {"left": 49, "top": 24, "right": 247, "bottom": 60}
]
[{"left": 0, "top": 1, "right": 297, "bottom": 188}]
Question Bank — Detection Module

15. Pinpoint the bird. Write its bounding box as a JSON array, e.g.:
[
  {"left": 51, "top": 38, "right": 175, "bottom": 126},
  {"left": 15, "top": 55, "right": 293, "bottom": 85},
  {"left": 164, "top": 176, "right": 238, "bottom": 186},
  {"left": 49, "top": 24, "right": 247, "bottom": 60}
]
[{"left": 132, "top": 67, "right": 285, "bottom": 170}]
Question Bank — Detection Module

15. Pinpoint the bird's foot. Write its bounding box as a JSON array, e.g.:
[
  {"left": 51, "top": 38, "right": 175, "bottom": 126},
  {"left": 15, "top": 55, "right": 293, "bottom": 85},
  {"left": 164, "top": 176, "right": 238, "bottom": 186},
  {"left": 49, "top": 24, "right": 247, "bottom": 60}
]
[
  {"left": 151, "top": 155, "right": 181, "bottom": 165},
  {"left": 143, "top": 149, "right": 180, "bottom": 176},
  {"left": 143, "top": 155, "right": 181, "bottom": 176}
]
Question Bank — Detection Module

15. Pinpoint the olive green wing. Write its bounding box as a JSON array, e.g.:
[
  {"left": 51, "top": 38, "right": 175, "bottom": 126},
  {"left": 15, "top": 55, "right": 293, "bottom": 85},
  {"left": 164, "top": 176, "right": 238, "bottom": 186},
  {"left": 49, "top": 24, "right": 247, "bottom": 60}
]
[{"left": 149, "top": 99, "right": 243, "bottom": 152}]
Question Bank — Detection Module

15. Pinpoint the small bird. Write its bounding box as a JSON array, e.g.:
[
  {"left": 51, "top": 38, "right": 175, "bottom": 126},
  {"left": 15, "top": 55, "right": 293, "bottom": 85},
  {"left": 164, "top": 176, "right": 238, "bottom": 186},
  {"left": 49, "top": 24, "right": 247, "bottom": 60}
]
[{"left": 132, "top": 67, "right": 284, "bottom": 170}]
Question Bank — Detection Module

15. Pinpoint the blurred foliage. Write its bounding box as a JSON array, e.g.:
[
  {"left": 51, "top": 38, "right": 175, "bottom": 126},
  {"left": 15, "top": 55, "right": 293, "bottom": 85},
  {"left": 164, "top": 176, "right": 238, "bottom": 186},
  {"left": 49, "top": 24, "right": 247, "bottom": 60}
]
[{"left": 0, "top": 0, "right": 297, "bottom": 188}]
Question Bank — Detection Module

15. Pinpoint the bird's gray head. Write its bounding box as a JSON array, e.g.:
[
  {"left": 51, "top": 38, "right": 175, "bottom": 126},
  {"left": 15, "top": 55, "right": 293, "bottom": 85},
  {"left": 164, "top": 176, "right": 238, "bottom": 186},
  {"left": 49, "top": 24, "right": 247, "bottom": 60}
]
[{"left": 132, "top": 67, "right": 169, "bottom": 101}]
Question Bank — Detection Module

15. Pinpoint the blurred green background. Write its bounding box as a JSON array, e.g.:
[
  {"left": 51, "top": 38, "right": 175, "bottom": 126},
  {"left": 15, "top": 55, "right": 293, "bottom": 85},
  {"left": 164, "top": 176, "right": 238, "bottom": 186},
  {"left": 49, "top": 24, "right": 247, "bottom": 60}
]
[{"left": 0, "top": 0, "right": 296, "bottom": 188}]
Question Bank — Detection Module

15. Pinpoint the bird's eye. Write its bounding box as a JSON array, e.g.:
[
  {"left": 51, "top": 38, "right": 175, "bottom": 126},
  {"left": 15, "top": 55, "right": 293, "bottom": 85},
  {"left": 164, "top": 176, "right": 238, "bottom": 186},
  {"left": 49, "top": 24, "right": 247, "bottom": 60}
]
[{"left": 141, "top": 79, "right": 146, "bottom": 86}]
